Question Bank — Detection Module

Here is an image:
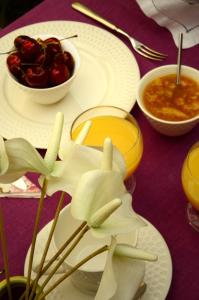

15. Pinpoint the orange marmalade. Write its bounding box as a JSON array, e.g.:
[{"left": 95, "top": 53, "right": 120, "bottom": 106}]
[{"left": 143, "top": 74, "right": 199, "bottom": 121}]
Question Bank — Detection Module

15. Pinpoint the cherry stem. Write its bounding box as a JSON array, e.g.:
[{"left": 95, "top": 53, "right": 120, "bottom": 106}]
[
  {"left": 21, "top": 63, "right": 40, "bottom": 66},
  {"left": 60, "top": 34, "right": 78, "bottom": 41}
]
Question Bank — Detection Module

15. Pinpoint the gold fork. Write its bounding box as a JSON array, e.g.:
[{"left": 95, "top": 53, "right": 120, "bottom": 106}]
[{"left": 72, "top": 2, "right": 167, "bottom": 61}]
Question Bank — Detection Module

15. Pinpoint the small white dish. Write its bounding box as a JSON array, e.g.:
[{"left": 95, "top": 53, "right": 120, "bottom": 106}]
[
  {"left": 40, "top": 204, "right": 138, "bottom": 294},
  {"left": 136, "top": 64, "right": 199, "bottom": 136},
  {"left": 7, "top": 34, "right": 80, "bottom": 105},
  {"left": 24, "top": 213, "right": 172, "bottom": 300},
  {"left": 0, "top": 21, "right": 140, "bottom": 148}
]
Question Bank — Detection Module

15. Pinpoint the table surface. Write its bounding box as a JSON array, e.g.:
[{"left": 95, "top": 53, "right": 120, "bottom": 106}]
[{"left": 0, "top": 1, "right": 199, "bottom": 299}]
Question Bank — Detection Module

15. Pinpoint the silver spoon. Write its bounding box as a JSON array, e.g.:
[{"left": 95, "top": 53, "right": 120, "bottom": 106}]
[{"left": 176, "top": 32, "right": 183, "bottom": 85}]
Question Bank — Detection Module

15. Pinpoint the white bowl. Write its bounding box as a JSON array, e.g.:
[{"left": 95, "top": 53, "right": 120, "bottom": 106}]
[
  {"left": 52, "top": 204, "right": 137, "bottom": 294},
  {"left": 136, "top": 65, "right": 199, "bottom": 136},
  {"left": 7, "top": 34, "right": 80, "bottom": 105}
]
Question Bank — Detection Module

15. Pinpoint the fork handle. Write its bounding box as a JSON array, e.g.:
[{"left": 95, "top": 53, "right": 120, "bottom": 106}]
[{"left": 72, "top": 2, "right": 123, "bottom": 33}]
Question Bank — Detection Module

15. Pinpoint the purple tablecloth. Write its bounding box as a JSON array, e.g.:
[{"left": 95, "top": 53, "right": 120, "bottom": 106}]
[{"left": 0, "top": 1, "right": 199, "bottom": 299}]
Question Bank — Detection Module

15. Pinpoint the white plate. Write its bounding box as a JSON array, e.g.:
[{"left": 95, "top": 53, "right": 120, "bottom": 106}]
[
  {"left": 0, "top": 21, "right": 140, "bottom": 148},
  {"left": 24, "top": 216, "right": 172, "bottom": 300}
]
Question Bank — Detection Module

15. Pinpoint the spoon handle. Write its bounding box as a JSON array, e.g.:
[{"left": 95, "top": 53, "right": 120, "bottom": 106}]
[{"left": 176, "top": 33, "right": 183, "bottom": 85}]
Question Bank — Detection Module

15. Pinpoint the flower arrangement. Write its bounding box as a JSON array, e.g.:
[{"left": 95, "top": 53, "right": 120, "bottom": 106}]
[{"left": 0, "top": 112, "right": 157, "bottom": 300}]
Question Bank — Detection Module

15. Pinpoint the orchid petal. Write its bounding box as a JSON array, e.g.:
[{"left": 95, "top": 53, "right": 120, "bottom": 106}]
[
  {"left": 95, "top": 237, "right": 146, "bottom": 300},
  {"left": 42, "top": 142, "right": 105, "bottom": 195},
  {"left": 101, "top": 138, "right": 113, "bottom": 171},
  {"left": 112, "top": 147, "right": 126, "bottom": 178},
  {"left": 71, "top": 169, "right": 126, "bottom": 221},
  {"left": 86, "top": 192, "right": 146, "bottom": 238},
  {"left": 59, "top": 137, "right": 126, "bottom": 175},
  {"left": 0, "top": 138, "right": 49, "bottom": 183},
  {"left": 95, "top": 237, "right": 117, "bottom": 300},
  {"left": 111, "top": 256, "right": 145, "bottom": 300},
  {"left": 45, "top": 140, "right": 126, "bottom": 196},
  {"left": 0, "top": 136, "right": 9, "bottom": 176}
]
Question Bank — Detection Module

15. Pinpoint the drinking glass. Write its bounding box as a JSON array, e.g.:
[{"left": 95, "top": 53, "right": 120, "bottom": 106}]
[
  {"left": 70, "top": 106, "right": 143, "bottom": 193},
  {"left": 181, "top": 142, "right": 199, "bottom": 231}
]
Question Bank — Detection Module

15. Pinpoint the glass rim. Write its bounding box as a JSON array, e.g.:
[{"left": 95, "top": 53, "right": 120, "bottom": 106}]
[
  {"left": 185, "top": 142, "right": 199, "bottom": 185},
  {"left": 70, "top": 105, "right": 142, "bottom": 152}
]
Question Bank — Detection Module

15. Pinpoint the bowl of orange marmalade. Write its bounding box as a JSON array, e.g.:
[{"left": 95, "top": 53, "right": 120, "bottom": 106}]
[{"left": 136, "top": 65, "right": 199, "bottom": 136}]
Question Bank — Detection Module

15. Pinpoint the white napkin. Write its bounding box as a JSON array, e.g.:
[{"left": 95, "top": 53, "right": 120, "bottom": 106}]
[{"left": 136, "top": 0, "right": 199, "bottom": 48}]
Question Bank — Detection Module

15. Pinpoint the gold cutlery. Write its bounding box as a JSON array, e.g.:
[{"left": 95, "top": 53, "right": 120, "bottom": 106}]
[
  {"left": 72, "top": 2, "right": 167, "bottom": 61},
  {"left": 133, "top": 282, "right": 147, "bottom": 299}
]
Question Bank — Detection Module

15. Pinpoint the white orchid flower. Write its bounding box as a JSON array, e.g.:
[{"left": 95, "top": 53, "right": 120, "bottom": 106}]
[
  {"left": 44, "top": 141, "right": 125, "bottom": 196},
  {"left": 71, "top": 138, "right": 146, "bottom": 238},
  {"left": 95, "top": 237, "right": 157, "bottom": 300},
  {"left": 0, "top": 112, "right": 64, "bottom": 184},
  {"left": 0, "top": 113, "right": 126, "bottom": 197}
]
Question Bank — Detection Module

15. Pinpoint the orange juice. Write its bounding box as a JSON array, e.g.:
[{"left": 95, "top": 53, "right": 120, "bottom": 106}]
[
  {"left": 71, "top": 115, "right": 143, "bottom": 178},
  {"left": 182, "top": 145, "right": 199, "bottom": 211}
]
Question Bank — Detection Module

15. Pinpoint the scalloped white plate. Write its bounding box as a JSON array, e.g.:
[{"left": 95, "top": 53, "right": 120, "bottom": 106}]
[
  {"left": 0, "top": 21, "right": 140, "bottom": 148},
  {"left": 24, "top": 216, "right": 172, "bottom": 300}
]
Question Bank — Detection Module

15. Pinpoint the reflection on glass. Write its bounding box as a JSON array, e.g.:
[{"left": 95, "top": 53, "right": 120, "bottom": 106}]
[{"left": 181, "top": 142, "right": 199, "bottom": 231}]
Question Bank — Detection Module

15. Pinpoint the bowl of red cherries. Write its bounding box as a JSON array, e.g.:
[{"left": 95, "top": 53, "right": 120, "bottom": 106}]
[{"left": 6, "top": 34, "right": 80, "bottom": 105}]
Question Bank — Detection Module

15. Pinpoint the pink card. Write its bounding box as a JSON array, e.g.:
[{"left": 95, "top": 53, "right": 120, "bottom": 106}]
[{"left": 0, "top": 176, "right": 41, "bottom": 198}]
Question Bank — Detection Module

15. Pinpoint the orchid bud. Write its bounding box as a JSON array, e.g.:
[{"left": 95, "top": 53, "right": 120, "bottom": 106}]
[
  {"left": 101, "top": 138, "right": 113, "bottom": 171},
  {"left": 115, "top": 244, "right": 158, "bottom": 262},
  {"left": 90, "top": 198, "right": 122, "bottom": 227},
  {"left": 44, "top": 112, "right": 64, "bottom": 171},
  {"left": 74, "top": 120, "right": 92, "bottom": 145}
]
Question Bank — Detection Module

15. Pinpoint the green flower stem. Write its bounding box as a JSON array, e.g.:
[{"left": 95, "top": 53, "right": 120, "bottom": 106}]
[
  {"left": 0, "top": 206, "right": 12, "bottom": 300},
  {"left": 44, "top": 112, "right": 64, "bottom": 171},
  {"left": 18, "top": 222, "right": 86, "bottom": 300},
  {"left": 23, "top": 178, "right": 48, "bottom": 300},
  {"left": 28, "top": 192, "right": 66, "bottom": 300},
  {"left": 35, "top": 224, "right": 90, "bottom": 299},
  {"left": 38, "top": 220, "right": 87, "bottom": 278},
  {"left": 38, "top": 245, "right": 109, "bottom": 300},
  {"left": 19, "top": 211, "right": 86, "bottom": 300}
]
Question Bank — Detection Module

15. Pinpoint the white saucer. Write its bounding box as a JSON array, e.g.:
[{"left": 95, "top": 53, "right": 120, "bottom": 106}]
[
  {"left": 0, "top": 21, "right": 140, "bottom": 148},
  {"left": 24, "top": 217, "right": 172, "bottom": 300}
]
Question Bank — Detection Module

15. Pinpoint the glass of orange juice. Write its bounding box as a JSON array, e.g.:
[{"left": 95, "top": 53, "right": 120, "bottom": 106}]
[
  {"left": 181, "top": 142, "right": 199, "bottom": 231},
  {"left": 70, "top": 106, "right": 143, "bottom": 193}
]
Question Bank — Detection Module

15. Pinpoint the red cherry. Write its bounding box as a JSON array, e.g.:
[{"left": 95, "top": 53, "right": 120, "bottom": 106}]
[
  {"left": 20, "top": 39, "right": 41, "bottom": 61},
  {"left": 9, "top": 35, "right": 75, "bottom": 89},
  {"left": 49, "top": 63, "right": 70, "bottom": 86},
  {"left": 63, "top": 51, "right": 74, "bottom": 73},
  {"left": 14, "top": 35, "right": 33, "bottom": 49},
  {"left": 34, "top": 51, "right": 46, "bottom": 65},
  {"left": 44, "top": 37, "right": 62, "bottom": 58},
  {"left": 23, "top": 66, "right": 48, "bottom": 88},
  {"left": 7, "top": 52, "right": 22, "bottom": 77}
]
